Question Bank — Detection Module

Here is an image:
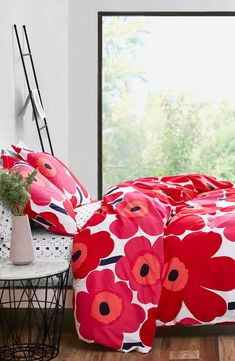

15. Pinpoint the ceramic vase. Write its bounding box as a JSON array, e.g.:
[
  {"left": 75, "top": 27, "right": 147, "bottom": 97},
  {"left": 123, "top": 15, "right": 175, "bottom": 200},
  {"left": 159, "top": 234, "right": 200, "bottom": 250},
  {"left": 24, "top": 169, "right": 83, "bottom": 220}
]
[{"left": 9, "top": 215, "right": 35, "bottom": 265}]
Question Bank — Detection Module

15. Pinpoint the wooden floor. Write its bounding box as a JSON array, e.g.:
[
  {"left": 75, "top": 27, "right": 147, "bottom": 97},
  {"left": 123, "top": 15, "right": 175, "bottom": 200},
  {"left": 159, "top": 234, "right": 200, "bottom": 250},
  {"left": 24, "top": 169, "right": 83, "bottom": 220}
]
[{"left": 56, "top": 330, "right": 235, "bottom": 361}]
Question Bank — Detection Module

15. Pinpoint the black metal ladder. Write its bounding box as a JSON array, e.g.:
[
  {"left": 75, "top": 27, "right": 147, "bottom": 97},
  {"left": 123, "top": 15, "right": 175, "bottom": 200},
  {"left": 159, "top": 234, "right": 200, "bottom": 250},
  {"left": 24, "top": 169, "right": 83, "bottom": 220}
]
[{"left": 14, "top": 25, "right": 54, "bottom": 155}]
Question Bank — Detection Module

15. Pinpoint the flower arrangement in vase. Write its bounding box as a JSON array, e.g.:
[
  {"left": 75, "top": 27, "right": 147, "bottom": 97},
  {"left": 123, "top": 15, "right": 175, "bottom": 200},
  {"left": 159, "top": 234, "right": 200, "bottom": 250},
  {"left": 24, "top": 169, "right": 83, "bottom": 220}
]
[{"left": 0, "top": 168, "right": 37, "bottom": 265}]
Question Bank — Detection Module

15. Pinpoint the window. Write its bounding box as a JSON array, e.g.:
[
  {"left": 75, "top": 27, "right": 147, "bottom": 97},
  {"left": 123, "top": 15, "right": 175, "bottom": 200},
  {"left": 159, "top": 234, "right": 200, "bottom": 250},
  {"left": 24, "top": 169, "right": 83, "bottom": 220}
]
[{"left": 99, "top": 13, "right": 235, "bottom": 195}]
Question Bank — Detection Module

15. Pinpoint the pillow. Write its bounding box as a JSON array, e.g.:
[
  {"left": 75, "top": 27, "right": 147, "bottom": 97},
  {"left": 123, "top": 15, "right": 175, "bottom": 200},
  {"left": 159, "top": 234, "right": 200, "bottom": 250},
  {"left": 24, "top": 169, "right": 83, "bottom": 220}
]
[
  {"left": 2, "top": 155, "right": 77, "bottom": 236},
  {"left": 12, "top": 145, "right": 91, "bottom": 208}
]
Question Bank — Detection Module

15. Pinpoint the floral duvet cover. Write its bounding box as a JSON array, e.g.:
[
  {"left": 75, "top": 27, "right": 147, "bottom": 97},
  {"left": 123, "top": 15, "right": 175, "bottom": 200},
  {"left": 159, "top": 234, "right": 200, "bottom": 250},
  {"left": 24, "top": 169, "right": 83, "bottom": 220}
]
[{"left": 71, "top": 174, "right": 235, "bottom": 353}]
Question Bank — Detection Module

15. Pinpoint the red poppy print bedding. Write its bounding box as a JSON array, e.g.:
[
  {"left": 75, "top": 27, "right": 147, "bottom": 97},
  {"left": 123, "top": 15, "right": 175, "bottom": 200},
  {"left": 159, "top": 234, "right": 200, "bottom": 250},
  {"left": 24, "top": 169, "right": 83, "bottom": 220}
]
[
  {"left": 12, "top": 145, "right": 91, "bottom": 207},
  {"left": 71, "top": 174, "right": 235, "bottom": 353},
  {"left": 2, "top": 155, "right": 77, "bottom": 235}
]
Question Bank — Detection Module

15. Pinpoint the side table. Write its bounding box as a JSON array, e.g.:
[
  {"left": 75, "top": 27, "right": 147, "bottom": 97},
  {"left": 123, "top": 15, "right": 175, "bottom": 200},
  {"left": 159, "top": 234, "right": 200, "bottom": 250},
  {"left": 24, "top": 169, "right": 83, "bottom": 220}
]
[{"left": 0, "top": 258, "right": 69, "bottom": 361}]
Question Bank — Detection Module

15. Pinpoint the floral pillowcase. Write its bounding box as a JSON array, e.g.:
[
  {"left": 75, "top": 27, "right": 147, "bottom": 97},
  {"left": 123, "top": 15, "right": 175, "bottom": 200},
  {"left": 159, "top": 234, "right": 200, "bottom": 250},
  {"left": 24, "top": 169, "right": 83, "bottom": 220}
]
[
  {"left": 2, "top": 155, "right": 77, "bottom": 236},
  {"left": 12, "top": 145, "right": 91, "bottom": 208}
]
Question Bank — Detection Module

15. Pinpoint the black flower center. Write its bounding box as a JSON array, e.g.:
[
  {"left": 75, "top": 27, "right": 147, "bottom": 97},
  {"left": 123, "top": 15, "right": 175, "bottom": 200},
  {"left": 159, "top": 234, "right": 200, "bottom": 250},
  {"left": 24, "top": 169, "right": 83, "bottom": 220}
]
[
  {"left": 130, "top": 206, "right": 141, "bottom": 212},
  {"left": 45, "top": 163, "right": 52, "bottom": 170},
  {"left": 168, "top": 269, "right": 179, "bottom": 281},
  {"left": 72, "top": 250, "right": 81, "bottom": 262},
  {"left": 140, "top": 263, "right": 149, "bottom": 277},
  {"left": 99, "top": 302, "right": 110, "bottom": 316}
]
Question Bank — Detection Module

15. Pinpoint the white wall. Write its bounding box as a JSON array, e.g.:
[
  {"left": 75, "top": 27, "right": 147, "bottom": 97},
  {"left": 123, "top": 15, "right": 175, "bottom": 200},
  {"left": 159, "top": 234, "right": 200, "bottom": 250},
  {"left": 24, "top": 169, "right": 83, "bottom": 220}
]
[
  {"left": 69, "top": 0, "right": 235, "bottom": 199},
  {"left": 0, "top": 0, "right": 69, "bottom": 163}
]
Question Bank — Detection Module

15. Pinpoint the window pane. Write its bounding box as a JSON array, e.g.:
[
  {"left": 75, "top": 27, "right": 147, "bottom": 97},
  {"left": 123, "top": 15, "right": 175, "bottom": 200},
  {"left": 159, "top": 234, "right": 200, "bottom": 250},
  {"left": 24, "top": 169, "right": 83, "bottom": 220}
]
[{"left": 102, "top": 16, "right": 235, "bottom": 193}]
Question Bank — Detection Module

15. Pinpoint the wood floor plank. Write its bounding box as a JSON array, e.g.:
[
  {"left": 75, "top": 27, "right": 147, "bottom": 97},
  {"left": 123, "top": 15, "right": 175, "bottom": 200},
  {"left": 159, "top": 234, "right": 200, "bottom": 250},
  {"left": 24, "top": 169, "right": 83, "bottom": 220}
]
[
  {"left": 161, "top": 336, "right": 200, "bottom": 361},
  {"left": 169, "top": 350, "right": 199, "bottom": 360},
  {"left": 56, "top": 333, "right": 98, "bottom": 361},
  {"left": 218, "top": 335, "right": 235, "bottom": 361},
  {"left": 200, "top": 336, "right": 219, "bottom": 361},
  {"left": 54, "top": 332, "right": 235, "bottom": 361}
]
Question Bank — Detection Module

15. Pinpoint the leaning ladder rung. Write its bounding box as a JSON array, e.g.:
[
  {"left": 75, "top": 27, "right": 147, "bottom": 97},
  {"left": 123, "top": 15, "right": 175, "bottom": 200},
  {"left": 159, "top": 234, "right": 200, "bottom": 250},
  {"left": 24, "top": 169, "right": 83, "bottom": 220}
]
[
  {"left": 14, "top": 24, "right": 54, "bottom": 155},
  {"left": 39, "top": 125, "right": 47, "bottom": 131}
]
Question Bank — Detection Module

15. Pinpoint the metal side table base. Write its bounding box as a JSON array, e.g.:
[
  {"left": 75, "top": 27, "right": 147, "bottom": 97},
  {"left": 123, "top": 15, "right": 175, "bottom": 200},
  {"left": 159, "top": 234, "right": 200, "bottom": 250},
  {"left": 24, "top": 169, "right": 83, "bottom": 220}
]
[{"left": 0, "top": 258, "right": 69, "bottom": 361}]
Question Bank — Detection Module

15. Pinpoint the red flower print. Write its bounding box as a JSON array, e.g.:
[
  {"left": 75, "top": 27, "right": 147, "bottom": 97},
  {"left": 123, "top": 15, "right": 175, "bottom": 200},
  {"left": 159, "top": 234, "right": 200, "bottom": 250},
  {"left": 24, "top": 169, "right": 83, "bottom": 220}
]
[
  {"left": 181, "top": 203, "right": 235, "bottom": 216},
  {"left": 195, "top": 189, "right": 226, "bottom": 201},
  {"left": 110, "top": 191, "right": 169, "bottom": 239},
  {"left": 81, "top": 192, "right": 124, "bottom": 228},
  {"left": 139, "top": 308, "right": 157, "bottom": 347},
  {"left": 118, "top": 177, "right": 196, "bottom": 206},
  {"left": 12, "top": 146, "right": 90, "bottom": 207},
  {"left": 165, "top": 214, "right": 205, "bottom": 236},
  {"left": 83, "top": 210, "right": 106, "bottom": 228},
  {"left": 224, "top": 188, "right": 235, "bottom": 200},
  {"left": 130, "top": 182, "right": 186, "bottom": 206},
  {"left": 29, "top": 153, "right": 82, "bottom": 200},
  {"left": 156, "top": 231, "right": 235, "bottom": 323},
  {"left": 180, "top": 204, "right": 217, "bottom": 216},
  {"left": 186, "top": 188, "right": 235, "bottom": 215},
  {"left": 208, "top": 213, "right": 235, "bottom": 241},
  {"left": 116, "top": 236, "right": 163, "bottom": 304},
  {"left": 176, "top": 318, "right": 202, "bottom": 326},
  {"left": 76, "top": 269, "right": 145, "bottom": 350},
  {"left": 33, "top": 211, "right": 73, "bottom": 235},
  {"left": 2, "top": 155, "right": 77, "bottom": 235},
  {"left": 22, "top": 168, "right": 65, "bottom": 206},
  {"left": 162, "top": 174, "right": 232, "bottom": 194},
  {"left": 72, "top": 229, "right": 114, "bottom": 279},
  {"left": 2, "top": 157, "right": 65, "bottom": 206},
  {"left": 104, "top": 191, "right": 124, "bottom": 204},
  {"left": 161, "top": 175, "right": 193, "bottom": 184}
]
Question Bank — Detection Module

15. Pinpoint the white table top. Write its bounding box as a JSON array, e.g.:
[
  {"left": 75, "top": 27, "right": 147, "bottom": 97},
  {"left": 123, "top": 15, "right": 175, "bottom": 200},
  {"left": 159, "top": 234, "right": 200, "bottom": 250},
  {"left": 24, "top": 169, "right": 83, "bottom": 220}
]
[{"left": 0, "top": 258, "right": 69, "bottom": 280}]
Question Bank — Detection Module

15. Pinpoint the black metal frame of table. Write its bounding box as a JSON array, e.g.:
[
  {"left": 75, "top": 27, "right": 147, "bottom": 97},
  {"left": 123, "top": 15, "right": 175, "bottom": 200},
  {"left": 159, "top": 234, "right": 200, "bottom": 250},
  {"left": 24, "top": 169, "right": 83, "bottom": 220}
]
[{"left": 0, "top": 259, "right": 69, "bottom": 361}]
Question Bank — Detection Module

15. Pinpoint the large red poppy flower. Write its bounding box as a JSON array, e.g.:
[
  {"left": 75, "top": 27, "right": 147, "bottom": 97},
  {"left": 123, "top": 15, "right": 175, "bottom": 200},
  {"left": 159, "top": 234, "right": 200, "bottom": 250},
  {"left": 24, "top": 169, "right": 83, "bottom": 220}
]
[
  {"left": 76, "top": 269, "right": 145, "bottom": 350},
  {"left": 116, "top": 236, "right": 163, "bottom": 304},
  {"left": 2, "top": 156, "right": 65, "bottom": 206},
  {"left": 109, "top": 191, "right": 169, "bottom": 239},
  {"left": 208, "top": 213, "right": 235, "bottom": 241},
  {"left": 22, "top": 167, "right": 65, "bottom": 206},
  {"left": 156, "top": 231, "right": 235, "bottom": 323},
  {"left": 72, "top": 229, "right": 114, "bottom": 279},
  {"left": 12, "top": 145, "right": 90, "bottom": 207},
  {"left": 165, "top": 214, "right": 205, "bottom": 236}
]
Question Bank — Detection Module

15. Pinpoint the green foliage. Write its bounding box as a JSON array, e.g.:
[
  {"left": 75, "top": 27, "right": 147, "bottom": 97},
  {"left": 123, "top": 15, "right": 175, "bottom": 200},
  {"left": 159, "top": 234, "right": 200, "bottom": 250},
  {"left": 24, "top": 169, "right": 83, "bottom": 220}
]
[
  {"left": 0, "top": 168, "right": 37, "bottom": 216},
  {"left": 103, "top": 17, "right": 150, "bottom": 191},
  {"left": 102, "top": 17, "right": 235, "bottom": 192}
]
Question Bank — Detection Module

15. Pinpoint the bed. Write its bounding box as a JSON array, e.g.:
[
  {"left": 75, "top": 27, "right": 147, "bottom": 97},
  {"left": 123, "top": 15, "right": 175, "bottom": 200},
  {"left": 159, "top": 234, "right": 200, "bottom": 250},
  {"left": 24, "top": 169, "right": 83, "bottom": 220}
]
[
  {"left": 71, "top": 174, "right": 235, "bottom": 353},
  {"left": 1, "top": 146, "right": 235, "bottom": 353}
]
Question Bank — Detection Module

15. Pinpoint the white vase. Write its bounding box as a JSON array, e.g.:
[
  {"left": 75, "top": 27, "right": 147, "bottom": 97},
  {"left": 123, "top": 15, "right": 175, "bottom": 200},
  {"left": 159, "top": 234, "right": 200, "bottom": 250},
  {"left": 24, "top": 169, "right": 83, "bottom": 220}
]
[{"left": 9, "top": 215, "right": 35, "bottom": 265}]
